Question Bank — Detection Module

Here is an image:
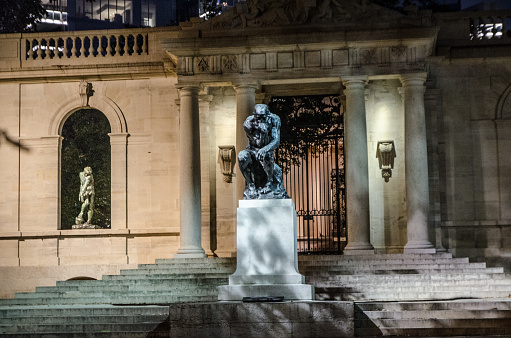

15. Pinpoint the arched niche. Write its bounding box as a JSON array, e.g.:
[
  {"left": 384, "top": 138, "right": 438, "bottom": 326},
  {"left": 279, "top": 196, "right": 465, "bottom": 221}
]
[
  {"left": 52, "top": 93, "right": 128, "bottom": 230},
  {"left": 61, "top": 109, "right": 111, "bottom": 229}
]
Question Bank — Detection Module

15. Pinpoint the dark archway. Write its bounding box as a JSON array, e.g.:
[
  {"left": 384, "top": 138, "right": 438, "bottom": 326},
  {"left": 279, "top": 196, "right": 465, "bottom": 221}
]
[{"left": 60, "top": 109, "right": 111, "bottom": 229}]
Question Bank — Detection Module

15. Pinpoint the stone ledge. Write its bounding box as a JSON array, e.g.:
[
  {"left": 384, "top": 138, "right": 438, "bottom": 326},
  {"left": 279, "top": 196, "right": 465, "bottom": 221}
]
[{"left": 0, "top": 229, "right": 180, "bottom": 239}]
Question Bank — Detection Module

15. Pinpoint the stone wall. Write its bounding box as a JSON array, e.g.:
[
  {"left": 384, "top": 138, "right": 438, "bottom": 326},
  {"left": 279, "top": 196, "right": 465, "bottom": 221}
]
[{"left": 430, "top": 58, "right": 511, "bottom": 269}]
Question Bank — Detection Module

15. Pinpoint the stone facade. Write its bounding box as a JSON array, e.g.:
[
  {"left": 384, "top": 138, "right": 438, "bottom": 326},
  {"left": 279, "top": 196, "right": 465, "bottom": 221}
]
[{"left": 0, "top": 1, "right": 510, "bottom": 298}]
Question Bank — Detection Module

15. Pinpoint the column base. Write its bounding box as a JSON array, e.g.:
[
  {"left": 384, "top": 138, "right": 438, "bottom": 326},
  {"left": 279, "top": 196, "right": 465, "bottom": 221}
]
[
  {"left": 404, "top": 240, "right": 436, "bottom": 254},
  {"left": 343, "top": 242, "right": 374, "bottom": 255},
  {"left": 174, "top": 247, "right": 207, "bottom": 258}
]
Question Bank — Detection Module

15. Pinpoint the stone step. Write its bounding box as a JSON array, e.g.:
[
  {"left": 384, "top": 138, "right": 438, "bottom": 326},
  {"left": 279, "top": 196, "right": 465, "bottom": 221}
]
[
  {"left": 356, "top": 326, "right": 511, "bottom": 337},
  {"left": 315, "top": 283, "right": 511, "bottom": 294},
  {"left": 317, "top": 289, "right": 511, "bottom": 301},
  {"left": 302, "top": 262, "right": 487, "bottom": 270},
  {"left": 1, "top": 293, "right": 218, "bottom": 306},
  {"left": 298, "top": 253, "right": 453, "bottom": 261},
  {"left": 101, "top": 273, "right": 231, "bottom": 281},
  {"left": 14, "top": 286, "right": 219, "bottom": 299},
  {"left": 305, "top": 273, "right": 511, "bottom": 283},
  {"left": 354, "top": 309, "right": 511, "bottom": 320},
  {"left": 355, "top": 299, "right": 511, "bottom": 311},
  {"left": 0, "top": 305, "right": 170, "bottom": 336},
  {"left": 37, "top": 280, "right": 228, "bottom": 293},
  {"left": 154, "top": 257, "right": 235, "bottom": 264},
  {"left": 117, "top": 266, "right": 235, "bottom": 275},
  {"left": 303, "top": 267, "right": 504, "bottom": 275},
  {"left": 310, "top": 278, "right": 511, "bottom": 289},
  {"left": 300, "top": 257, "right": 469, "bottom": 266}
]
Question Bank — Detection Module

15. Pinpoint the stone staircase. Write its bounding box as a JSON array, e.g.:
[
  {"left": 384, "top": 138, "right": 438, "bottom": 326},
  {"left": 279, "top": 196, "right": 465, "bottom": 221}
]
[
  {"left": 355, "top": 299, "right": 511, "bottom": 336},
  {"left": 1, "top": 253, "right": 511, "bottom": 336},
  {"left": 0, "top": 258, "right": 236, "bottom": 306},
  {"left": 299, "top": 252, "right": 511, "bottom": 301}
]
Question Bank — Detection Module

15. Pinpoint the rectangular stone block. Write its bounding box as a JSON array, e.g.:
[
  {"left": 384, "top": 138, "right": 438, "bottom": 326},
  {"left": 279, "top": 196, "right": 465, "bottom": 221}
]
[
  {"left": 168, "top": 302, "right": 354, "bottom": 337},
  {"left": 219, "top": 199, "right": 313, "bottom": 301}
]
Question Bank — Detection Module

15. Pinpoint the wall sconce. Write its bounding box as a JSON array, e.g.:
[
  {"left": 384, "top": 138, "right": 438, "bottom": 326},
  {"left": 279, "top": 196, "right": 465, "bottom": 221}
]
[
  {"left": 218, "top": 145, "right": 236, "bottom": 183},
  {"left": 376, "top": 140, "right": 396, "bottom": 182}
]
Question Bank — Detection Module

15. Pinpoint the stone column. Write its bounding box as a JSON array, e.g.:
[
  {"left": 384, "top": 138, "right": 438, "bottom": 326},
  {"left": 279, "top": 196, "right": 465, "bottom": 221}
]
[
  {"left": 401, "top": 73, "right": 435, "bottom": 253},
  {"left": 234, "top": 83, "right": 258, "bottom": 204},
  {"left": 342, "top": 76, "right": 374, "bottom": 254},
  {"left": 175, "top": 85, "right": 206, "bottom": 258}
]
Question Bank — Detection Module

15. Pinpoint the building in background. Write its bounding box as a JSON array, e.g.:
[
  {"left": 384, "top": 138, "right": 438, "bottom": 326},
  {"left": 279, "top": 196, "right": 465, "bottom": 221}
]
[{"left": 39, "top": 0, "right": 203, "bottom": 31}]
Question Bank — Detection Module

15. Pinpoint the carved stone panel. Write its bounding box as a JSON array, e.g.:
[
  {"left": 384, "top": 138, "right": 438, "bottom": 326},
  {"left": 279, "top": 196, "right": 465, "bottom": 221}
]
[
  {"left": 250, "top": 54, "right": 266, "bottom": 70},
  {"left": 278, "top": 52, "right": 293, "bottom": 69},
  {"left": 305, "top": 51, "right": 321, "bottom": 68},
  {"left": 333, "top": 50, "right": 349, "bottom": 66},
  {"left": 222, "top": 55, "right": 238, "bottom": 72}
]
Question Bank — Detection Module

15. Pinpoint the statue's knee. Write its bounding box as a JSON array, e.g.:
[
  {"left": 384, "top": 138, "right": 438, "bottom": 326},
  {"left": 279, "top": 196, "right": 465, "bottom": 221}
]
[{"left": 238, "top": 150, "right": 251, "bottom": 164}]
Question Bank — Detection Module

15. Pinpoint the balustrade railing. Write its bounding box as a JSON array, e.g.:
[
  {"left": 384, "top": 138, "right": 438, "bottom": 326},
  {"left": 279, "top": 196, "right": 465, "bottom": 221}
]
[
  {"left": 25, "top": 32, "right": 148, "bottom": 61},
  {"left": 469, "top": 14, "right": 510, "bottom": 40}
]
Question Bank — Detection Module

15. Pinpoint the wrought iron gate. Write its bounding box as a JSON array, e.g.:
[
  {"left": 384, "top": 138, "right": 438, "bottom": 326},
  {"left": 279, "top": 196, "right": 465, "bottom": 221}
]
[{"left": 270, "top": 95, "right": 346, "bottom": 254}]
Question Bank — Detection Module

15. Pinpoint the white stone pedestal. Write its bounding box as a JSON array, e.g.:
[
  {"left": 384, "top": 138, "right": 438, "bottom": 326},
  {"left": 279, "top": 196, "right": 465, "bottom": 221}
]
[{"left": 218, "top": 199, "right": 314, "bottom": 301}]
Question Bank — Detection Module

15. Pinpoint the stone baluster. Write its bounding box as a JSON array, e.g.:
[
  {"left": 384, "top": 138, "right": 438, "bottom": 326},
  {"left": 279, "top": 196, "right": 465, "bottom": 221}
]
[
  {"left": 174, "top": 84, "right": 207, "bottom": 258},
  {"left": 107, "top": 36, "right": 113, "bottom": 56},
  {"left": 115, "top": 35, "right": 122, "bottom": 56},
  {"left": 36, "top": 40, "right": 43, "bottom": 59},
  {"left": 143, "top": 34, "right": 148, "bottom": 54},
  {"left": 71, "top": 37, "right": 78, "bottom": 58},
  {"left": 401, "top": 73, "right": 435, "bottom": 254},
  {"left": 63, "top": 38, "right": 70, "bottom": 58},
  {"left": 80, "top": 36, "right": 87, "bottom": 57},
  {"left": 27, "top": 40, "right": 34, "bottom": 59},
  {"left": 233, "top": 83, "right": 258, "bottom": 204},
  {"left": 342, "top": 76, "right": 374, "bottom": 254}
]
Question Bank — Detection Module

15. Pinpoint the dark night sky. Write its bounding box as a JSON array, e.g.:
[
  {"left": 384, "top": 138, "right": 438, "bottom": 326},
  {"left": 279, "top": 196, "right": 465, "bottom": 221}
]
[{"left": 460, "top": 0, "right": 511, "bottom": 9}]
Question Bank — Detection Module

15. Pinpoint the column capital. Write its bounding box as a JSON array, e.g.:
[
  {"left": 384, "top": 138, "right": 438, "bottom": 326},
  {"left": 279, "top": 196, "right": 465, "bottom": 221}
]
[
  {"left": 342, "top": 75, "right": 368, "bottom": 87},
  {"left": 233, "top": 82, "right": 260, "bottom": 92},
  {"left": 108, "top": 132, "right": 129, "bottom": 145},
  {"left": 175, "top": 83, "right": 201, "bottom": 94},
  {"left": 400, "top": 72, "right": 428, "bottom": 87}
]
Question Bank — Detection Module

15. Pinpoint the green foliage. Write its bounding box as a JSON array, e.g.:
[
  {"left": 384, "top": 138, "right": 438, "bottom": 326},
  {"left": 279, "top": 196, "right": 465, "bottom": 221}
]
[
  {"left": 268, "top": 95, "right": 344, "bottom": 174},
  {"left": 203, "top": 0, "right": 222, "bottom": 20},
  {"left": 61, "top": 109, "right": 111, "bottom": 229},
  {"left": 0, "top": 0, "right": 46, "bottom": 33}
]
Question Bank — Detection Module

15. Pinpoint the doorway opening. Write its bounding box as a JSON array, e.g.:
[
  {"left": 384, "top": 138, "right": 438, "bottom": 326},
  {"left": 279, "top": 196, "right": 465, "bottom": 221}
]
[{"left": 269, "top": 95, "right": 346, "bottom": 254}]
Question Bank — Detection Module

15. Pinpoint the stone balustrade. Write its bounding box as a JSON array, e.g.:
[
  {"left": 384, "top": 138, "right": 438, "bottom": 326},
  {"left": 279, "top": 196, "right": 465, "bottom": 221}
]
[
  {"left": 435, "top": 10, "right": 511, "bottom": 43},
  {"left": 26, "top": 31, "right": 148, "bottom": 61},
  {"left": 469, "top": 14, "right": 510, "bottom": 40},
  {"left": 0, "top": 27, "right": 177, "bottom": 76}
]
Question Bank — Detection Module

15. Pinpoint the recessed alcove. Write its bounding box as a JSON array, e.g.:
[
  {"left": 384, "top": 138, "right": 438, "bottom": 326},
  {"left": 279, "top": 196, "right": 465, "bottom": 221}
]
[{"left": 60, "top": 108, "right": 111, "bottom": 229}]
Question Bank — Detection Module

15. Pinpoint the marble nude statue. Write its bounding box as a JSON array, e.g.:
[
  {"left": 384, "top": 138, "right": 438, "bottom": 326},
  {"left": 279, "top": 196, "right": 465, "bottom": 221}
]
[
  {"left": 238, "top": 104, "right": 289, "bottom": 199},
  {"left": 75, "top": 166, "right": 95, "bottom": 226}
]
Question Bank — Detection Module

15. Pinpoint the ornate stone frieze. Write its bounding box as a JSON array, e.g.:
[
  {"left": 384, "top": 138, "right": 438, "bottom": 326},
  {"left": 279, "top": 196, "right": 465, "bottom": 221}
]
[
  {"left": 196, "top": 57, "right": 210, "bottom": 72},
  {"left": 175, "top": 44, "right": 429, "bottom": 76},
  {"left": 222, "top": 55, "right": 238, "bottom": 72}
]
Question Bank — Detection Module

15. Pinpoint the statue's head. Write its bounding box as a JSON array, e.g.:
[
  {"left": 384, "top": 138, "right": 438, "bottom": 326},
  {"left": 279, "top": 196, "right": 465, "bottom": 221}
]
[
  {"left": 254, "top": 104, "right": 269, "bottom": 116},
  {"left": 84, "top": 166, "right": 93, "bottom": 175}
]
